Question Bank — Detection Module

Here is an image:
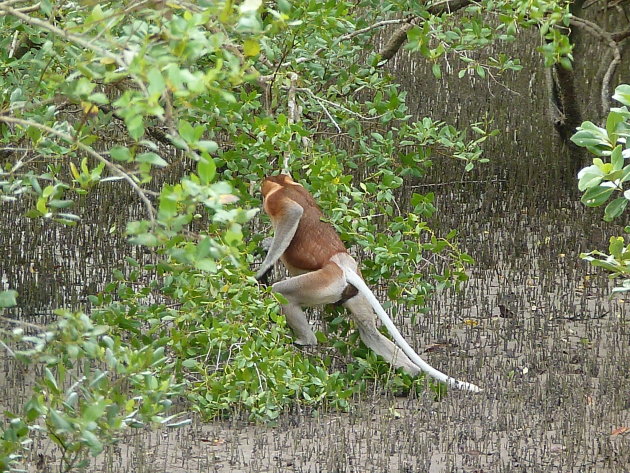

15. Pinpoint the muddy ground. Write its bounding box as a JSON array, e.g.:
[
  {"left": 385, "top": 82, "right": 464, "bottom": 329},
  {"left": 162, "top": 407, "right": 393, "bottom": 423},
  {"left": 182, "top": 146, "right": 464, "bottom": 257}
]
[{"left": 3, "top": 180, "right": 628, "bottom": 473}]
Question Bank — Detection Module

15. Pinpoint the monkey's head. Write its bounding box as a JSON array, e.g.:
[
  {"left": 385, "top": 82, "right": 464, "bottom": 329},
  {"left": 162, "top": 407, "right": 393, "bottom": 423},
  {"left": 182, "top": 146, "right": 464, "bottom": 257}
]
[{"left": 261, "top": 174, "right": 301, "bottom": 197}]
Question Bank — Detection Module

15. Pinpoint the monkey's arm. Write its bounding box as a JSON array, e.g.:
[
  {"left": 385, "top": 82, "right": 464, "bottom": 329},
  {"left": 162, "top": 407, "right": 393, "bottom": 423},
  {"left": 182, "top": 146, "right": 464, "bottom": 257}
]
[{"left": 255, "top": 200, "right": 303, "bottom": 282}]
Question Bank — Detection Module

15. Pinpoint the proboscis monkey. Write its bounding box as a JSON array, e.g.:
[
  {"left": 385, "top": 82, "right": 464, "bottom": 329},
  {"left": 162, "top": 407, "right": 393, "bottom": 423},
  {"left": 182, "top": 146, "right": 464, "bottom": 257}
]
[{"left": 256, "top": 174, "right": 481, "bottom": 392}]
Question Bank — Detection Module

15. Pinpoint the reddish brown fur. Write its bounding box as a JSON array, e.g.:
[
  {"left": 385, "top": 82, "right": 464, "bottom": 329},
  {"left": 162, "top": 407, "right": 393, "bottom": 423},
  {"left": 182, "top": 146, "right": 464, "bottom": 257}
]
[{"left": 262, "top": 175, "right": 346, "bottom": 271}]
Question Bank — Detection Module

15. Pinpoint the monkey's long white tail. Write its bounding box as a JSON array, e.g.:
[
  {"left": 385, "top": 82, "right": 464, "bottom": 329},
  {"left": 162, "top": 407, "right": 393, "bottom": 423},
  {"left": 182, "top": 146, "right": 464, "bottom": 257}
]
[{"left": 344, "top": 269, "right": 482, "bottom": 393}]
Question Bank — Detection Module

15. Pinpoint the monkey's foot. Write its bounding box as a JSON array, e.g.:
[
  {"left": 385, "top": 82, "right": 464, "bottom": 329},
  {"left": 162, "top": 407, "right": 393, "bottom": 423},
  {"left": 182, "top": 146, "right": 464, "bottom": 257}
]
[{"left": 293, "top": 335, "right": 318, "bottom": 346}]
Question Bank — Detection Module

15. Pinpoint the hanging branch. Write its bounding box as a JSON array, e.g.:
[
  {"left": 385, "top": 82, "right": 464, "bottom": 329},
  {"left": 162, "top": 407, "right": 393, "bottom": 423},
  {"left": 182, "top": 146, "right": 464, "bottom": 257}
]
[{"left": 569, "top": 16, "right": 625, "bottom": 115}]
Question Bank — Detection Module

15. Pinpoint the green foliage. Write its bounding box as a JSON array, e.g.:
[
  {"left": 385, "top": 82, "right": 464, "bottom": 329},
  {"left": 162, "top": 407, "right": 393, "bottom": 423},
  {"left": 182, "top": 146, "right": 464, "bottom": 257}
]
[
  {"left": 573, "top": 84, "right": 630, "bottom": 292},
  {"left": 0, "top": 291, "right": 17, "bottom": 309},
  {"left": 403, "top": 0, "right": 570, "bottom": 77},
  {"left": 0, "top": 307, "right": 184, "bottom": 471},
  {"left": 0, "top": 0, "right": 573, "bottom": 469}
]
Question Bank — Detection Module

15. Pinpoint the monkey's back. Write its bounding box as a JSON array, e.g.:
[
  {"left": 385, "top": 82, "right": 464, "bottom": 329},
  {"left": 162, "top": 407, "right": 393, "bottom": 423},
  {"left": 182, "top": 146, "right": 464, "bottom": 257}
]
[{"left": 271, "top": 183, "right": 347, "bottom": 272}]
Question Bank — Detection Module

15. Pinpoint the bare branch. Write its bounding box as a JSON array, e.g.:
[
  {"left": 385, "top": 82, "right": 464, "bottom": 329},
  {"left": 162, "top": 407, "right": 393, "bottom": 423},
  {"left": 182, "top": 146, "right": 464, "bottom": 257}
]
[
  {"left": 0, "top": 315, "right": 46, "bottom": 330},
  {"left": 15, "top": 2, "right": 39, "bottom": 13},
  {"left": 284, "top": 73, "right": 299, "bottom": 173},
  {"left": 570, "top": 16, "right": 622, "bottom": 114},
  {"left": 610, "top": 28, "right": 630, "bottom": 43},
  {"left": 0, "top": 0, "right": 29, "bottom": 9},
  {"left": 379, "top": 23, "right": 414, "bottom": 63},
  {"left": 296, "top": 87, "right": 388, "bottom": 121},
  {"left": 0, "top": 116, "right": 156, "bottom": 225}
]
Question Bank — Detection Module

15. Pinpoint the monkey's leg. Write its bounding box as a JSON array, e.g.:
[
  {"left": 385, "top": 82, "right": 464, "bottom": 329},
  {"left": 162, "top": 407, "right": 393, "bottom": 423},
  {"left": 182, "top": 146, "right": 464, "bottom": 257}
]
[
  {"left": 344, "top": 294, "right": 422, "bottom": 376},
  {"left": 272, "top": 262, "right": 348, "bottom": 346}
]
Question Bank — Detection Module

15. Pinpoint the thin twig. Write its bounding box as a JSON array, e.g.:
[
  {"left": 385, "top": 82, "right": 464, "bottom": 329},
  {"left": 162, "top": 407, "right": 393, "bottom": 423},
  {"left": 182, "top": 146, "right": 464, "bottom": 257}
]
[
  {"left": 409, "top": 178, "right": 506, "bottom": 188},
  {"left": 296, "top": 87, "right": 387, "bottom": 121},
  {"left": 0, "top": 0, "right": 28, "bottom": 10},
  {"left": 0, "top": 315, "right": 46, "bottom": 330},
  {"left": 0, "top": 339, "right": 16, "bottom": 357},
  {"left": 15, "top": 2, "right": 39, "bottom": 13},
  {"left": 306, "top": 95, "right": 342, "bottom": 133},
  {"left": 0, "top": 4, "right": 121, "bottom": 64},
  {"left": 0, "top": 116, "right": 156, "bottom": 224},
  {"left": 261, "top": 18, "right": 409, "bottom": 71},
  {"left": 284, "top": 72, "right": 299, "bottom": 173},
  {"left": 0, "top": 5, "right": 148, "bottom": 96}
]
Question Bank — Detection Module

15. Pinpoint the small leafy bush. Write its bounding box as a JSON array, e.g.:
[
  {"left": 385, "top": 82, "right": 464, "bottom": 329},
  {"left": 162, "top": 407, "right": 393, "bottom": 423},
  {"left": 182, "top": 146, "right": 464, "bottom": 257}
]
[{"left": 572, "top": 84, "right": 630, "bottom": 292}]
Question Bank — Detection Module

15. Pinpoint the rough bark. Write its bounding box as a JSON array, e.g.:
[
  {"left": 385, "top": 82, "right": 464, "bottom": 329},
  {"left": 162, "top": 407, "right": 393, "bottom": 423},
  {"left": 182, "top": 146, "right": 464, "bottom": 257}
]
[{"left": 377, "top": 0, "right": 473, "bottom": 65}]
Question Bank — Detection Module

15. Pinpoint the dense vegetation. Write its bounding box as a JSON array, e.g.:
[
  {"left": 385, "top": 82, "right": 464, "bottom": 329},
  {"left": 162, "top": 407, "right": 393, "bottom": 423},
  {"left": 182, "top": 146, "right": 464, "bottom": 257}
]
[
  {"left": 0, "top": 0, "right": 627, "bottom": 471},
  {"left": 573, "top": 84, "right": 630, "bottom": 291}
]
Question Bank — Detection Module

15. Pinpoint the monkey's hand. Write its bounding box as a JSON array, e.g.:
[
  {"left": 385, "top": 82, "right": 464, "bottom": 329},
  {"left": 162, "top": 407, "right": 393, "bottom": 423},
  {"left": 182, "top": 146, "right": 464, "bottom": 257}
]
[
  {"left": 254, "top": 237, "right": 275, "bottom": 285},
  {"left": 256, "top": 266, "right": 272, "bottom": 285}
]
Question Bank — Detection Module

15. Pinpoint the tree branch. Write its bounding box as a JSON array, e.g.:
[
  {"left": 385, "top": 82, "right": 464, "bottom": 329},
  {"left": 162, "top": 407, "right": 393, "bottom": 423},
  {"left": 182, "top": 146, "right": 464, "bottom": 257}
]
[
  {"left": 379, "top": 23, "right": 414, "bottom": 63},
  {"left": 377, "top": 0, "right": 473, "bottom": 65},
  {"left": 0, "top": 5, "right": 150, "bottom": 96},
  {"left": 0, "top": 4, "right": 122, "bottom": 64},
  {"left": 0, "top": 116, "right": 156, "bottom": 225},
  {"left": 570, "top": 16, "right": 623, "bottom": 115},
  {"left": 610, "top": 28, "right": 630, "bottom": 43}
]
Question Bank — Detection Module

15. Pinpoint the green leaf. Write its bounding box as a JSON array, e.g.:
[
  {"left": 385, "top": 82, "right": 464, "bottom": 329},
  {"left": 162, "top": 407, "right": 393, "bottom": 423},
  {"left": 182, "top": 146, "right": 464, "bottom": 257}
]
[
  {"left": 195, "top": 258, "right": 217, "bottom": 272},
  {"left": 196, "top": 140, "right": 218, "bottom": 153},
  {"left": 83, "top": 401, "right": 106, "bottom": 422},
  {"left": 110, "top": 146, "right": 132, "bottom": 162},
  {"left": 588, "top": 259, "right": 621, "bottom": 273},
  {"left": 581, "top": 185, "right": 614, "bottom": 207},
  {"left": 48, "top": 199, "right": 74, "bottom": 209},
  {"left": 182, "top": 358, "right": 197, "bottom": 368},
  {"left": 44, "top": 367, "right": 59, "bottom": 392},
  {"left": 243, "top": 39, "right": 260, "bottom": 56},
  {"left": 81, "top": 429, "right": 104, "bottom": 456},
  {"left": 88, "top": 92, "right": 110, "bottom": 104},
  {"left": 147, "top": 67, "right": 166, "bottom": 97},
  {"left": 608, "top": 236, "right": 625, "bottom": 258},
  {"left": 577, "top": 165, "right": 604, "bottom": 191},
  {"left": 611, "top": 145, "right": 623, "bottom": 171},
  {"left": 48, "top": 409, "right": 73, "bottom": 432},
  {"left": 166, "top": 418, "right": 192, "bottom": 428},
  {"left": 571, "top": 122, "right": 611, "bottom": 149},
  {"left": 240, "top": 0, "right": 262, "bottom": 12},
  {"left": 277, "top": 0, "right": 291, "bottom": 13},
  {"left": 42, "top": 185, "right": 56, "bottom": 198},
  {"left": 197, "top": 156, "right": 216, "bottom": 185},
  {"left": 612, "top": 84, "right": 630, "bottom": 107},
  {"left": 431, "top": 63, "right": 442, "bottom": 79},
  {"left": 606, "top": 112, "right": 624, "bottom": 144},
  {"left": 558, "top": 57, "right": 572, "bottom": 70},
  {"left": 36, "top": 197, "right": 48, "bottom": 214},
  {"left": 129, "top": 233, "right": 159, "bottom": 246},
  {"left": 178, "top": 120, "right": 195, "bottom": 143},
  {"left": 137, "top": 152, "right": 168, "bottom": 167},
  {"left": 603, "top": 197, "right": 628, "bottom": 221},
  {"left": 0, "top": 290, "right": 18, "bottom": 308},
  {"left": 127, "top": 115, "right": 145, "bottom": 140}
]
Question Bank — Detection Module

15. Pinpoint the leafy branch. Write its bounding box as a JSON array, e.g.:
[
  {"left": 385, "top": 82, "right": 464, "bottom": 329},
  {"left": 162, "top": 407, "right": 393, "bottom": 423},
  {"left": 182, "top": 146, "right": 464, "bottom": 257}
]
[{"left": 0, "top": 115, "right": 157, "bottom": 225}]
